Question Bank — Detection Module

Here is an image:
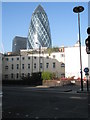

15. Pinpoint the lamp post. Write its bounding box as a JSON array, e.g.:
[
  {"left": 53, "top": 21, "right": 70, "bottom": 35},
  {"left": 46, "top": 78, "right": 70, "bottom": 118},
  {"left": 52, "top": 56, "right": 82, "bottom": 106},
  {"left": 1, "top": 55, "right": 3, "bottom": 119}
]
[
  {"left": 36, "top": 42, "right": 41, "bottom": 73},
  {"left": 73, "top": 6, "right": 84, "bottom": 91}
]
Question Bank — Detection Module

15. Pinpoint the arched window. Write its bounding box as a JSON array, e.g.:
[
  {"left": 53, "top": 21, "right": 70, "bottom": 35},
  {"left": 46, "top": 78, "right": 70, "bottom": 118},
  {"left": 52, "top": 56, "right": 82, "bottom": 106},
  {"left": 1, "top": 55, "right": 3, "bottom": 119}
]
[{"left": 61, "top": 63, "right": 65, "bottom": 67}]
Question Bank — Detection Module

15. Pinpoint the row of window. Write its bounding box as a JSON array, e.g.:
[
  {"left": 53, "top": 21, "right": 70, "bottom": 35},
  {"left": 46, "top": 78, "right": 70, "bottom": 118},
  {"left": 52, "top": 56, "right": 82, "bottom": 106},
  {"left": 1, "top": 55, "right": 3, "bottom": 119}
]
[
  {"left": 4, "top": 73, "right": 65, "bottom": 79},
  {"left": 4, "top": 57, "right": 30, "bottom": 61},
  {"left": 4, "top": 73, "right": 31, "bottom": 79},
  {"left": 5, "top": 63, "right": 65, "bottom": 70},
  {"left": 3, "top": 54, "right": 64, "bottom": 61}
]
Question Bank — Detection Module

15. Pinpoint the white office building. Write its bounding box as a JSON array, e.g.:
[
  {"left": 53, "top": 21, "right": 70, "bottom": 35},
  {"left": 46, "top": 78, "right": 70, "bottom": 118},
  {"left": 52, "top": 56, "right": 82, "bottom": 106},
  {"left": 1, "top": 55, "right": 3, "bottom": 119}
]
[{"left": 65, "top": 42, "right": 89, "bottom": 79}]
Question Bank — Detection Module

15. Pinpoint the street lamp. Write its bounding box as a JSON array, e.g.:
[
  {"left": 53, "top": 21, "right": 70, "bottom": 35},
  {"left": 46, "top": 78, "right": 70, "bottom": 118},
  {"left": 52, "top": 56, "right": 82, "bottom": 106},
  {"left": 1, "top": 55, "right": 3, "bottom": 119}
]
[
  {"left": 73, "top": 6, "right": 84, "bottom": 91},
  {"left": 36, "top": 42, "right": 41, "bottom": 73}
]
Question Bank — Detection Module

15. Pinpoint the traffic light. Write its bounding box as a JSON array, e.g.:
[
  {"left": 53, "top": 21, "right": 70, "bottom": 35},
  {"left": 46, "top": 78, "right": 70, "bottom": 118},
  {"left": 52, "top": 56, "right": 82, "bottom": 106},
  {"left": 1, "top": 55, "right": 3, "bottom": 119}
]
[
  {"left": 85, "top": 27, "right": 90, "bottom": 54},
  {"left": 87, "top": 27, "right": 90, "bottom": 34}
]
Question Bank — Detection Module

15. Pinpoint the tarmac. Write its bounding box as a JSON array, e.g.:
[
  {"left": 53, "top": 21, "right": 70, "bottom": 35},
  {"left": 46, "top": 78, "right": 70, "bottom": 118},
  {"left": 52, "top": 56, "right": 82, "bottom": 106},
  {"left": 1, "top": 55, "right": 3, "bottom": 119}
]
[{"left": 35, "top": 84, "right": 90, "bottom": 93}]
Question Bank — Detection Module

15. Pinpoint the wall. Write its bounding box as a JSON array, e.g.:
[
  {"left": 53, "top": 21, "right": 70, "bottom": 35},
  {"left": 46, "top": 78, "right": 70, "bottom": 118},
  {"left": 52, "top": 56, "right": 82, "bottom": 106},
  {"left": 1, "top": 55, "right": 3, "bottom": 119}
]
[{"left": 65, "top": 46, "right": 88, "bottom": 79}]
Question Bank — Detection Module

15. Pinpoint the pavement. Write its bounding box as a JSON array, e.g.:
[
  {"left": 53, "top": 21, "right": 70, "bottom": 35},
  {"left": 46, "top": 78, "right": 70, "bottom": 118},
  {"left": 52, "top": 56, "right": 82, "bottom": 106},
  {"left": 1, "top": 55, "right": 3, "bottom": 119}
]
[{"left": 36, "top": 84, "right": 90, "bottom": 93}]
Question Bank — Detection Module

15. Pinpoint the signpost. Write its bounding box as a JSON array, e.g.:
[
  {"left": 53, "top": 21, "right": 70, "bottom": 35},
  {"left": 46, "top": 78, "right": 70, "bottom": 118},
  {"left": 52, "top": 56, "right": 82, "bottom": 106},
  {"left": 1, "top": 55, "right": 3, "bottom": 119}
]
[{"left": 84, "top": 67, "right": 89, "bottom": 92}]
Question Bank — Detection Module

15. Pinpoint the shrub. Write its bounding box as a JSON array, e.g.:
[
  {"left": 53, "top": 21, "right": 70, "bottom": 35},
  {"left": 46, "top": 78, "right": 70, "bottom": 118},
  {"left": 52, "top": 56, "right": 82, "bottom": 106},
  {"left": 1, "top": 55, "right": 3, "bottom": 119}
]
[{"left": 42, "top": 71, "right": 53, "bottom": 80}]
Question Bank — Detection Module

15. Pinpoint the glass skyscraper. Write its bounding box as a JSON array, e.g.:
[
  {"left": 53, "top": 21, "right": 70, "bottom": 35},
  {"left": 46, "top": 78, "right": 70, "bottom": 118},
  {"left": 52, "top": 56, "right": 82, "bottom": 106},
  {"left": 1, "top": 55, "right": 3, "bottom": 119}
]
[
  {"left": 12, "top": 36, "right": 27, "bottom": 52},
  {"left": 28, "top": 5, "right": 52, "bottom": 49}
]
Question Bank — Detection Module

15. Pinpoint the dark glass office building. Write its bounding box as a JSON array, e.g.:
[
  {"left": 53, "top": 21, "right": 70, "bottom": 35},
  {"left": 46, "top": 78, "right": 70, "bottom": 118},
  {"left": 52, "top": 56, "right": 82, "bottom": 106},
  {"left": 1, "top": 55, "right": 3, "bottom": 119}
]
[
  {"left": 28, "top": 5, "right": 52, "bottom": 49},
  {"left": 12, "top": 36, "right": 27, "bottom": 52}
]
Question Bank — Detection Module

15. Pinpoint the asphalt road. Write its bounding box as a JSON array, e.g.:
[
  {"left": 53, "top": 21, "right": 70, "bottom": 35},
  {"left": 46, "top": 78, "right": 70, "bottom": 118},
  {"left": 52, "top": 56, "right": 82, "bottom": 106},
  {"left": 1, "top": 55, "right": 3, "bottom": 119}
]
[{"left": 2, "top": 85, "right": 90, "bottom": 119}]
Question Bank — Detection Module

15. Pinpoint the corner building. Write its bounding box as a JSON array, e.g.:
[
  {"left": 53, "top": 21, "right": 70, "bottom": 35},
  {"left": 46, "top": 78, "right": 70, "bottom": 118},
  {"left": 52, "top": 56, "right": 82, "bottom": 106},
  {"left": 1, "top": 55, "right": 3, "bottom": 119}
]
[
  {"left": 28, "top": 5, "right": 52, "bottom": 49},
  {"left": 2, "top": 48, "right": 65, "bottom": 80}
]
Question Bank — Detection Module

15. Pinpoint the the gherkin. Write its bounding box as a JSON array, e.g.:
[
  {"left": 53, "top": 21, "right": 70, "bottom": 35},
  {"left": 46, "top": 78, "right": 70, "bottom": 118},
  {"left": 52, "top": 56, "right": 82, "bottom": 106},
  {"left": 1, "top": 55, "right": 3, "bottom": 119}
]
[{"left": 28, "top": 5, "right": 52, "bottom": 49}]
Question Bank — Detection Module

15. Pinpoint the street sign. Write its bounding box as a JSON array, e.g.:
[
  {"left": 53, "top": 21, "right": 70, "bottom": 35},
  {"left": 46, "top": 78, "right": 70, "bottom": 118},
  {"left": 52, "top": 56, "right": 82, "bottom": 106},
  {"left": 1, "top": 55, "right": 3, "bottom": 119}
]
[
  {"left": 84, "top": 67, "right": 89, "bottom": 92},
  {"left": 84, "top": 67, "right": 89, "bottom": 73},
  {"left": 85, "top": 72, "right": 89, "bottom": 76}
]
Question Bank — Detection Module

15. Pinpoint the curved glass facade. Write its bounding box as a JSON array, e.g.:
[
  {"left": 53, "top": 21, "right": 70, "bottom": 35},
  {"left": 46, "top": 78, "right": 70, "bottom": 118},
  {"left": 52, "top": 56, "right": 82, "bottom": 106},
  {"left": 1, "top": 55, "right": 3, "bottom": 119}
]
[{"left": 28, "top": 5, "right": 52, "bottom": 49}]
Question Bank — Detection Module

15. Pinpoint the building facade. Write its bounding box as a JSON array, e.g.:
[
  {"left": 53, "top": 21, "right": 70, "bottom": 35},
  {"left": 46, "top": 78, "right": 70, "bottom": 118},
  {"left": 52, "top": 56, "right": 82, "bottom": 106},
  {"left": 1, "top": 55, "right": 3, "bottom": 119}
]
[
  {"left": 2, "top": 48, "right": 65, "bottom": 80},
  {"left": 65, "top": 45, "right": 89, "bottom": 79},
  {"left": 12, "top": 36, "right": 27, "bottom": 52},
  {"left": 28, "top": 5, "right": 52, "bottom": 49}
]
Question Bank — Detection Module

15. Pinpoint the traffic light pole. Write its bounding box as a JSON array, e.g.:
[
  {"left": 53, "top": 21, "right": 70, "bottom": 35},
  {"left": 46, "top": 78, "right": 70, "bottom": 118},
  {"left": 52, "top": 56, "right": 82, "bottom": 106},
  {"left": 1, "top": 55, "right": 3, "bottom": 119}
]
[
  {"left": 78, "top": 13, "right": 83, "bottom": 91},
  {"left": 39, "top": 45, "right": 41, "bottom": 73}
]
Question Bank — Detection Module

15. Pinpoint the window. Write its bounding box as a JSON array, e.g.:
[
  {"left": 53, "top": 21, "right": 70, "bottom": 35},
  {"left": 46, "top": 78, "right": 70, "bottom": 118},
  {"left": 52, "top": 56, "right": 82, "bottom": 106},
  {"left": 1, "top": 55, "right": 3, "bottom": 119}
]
[
  {"left": 17, "top": 64, "right": 19, "bottom": 69},
  {"left": 5, "top": 74, "right": 8, "bottom": 79},
  {"left": 22, "top": 73, "right": 24, "bottom": 77},
  {"left": 28, "top": 64, "right": 30, "bottom": 69},
  {"left": 11, "top": 73, "right": 13, "bottom": 79},
  {"left": 53, "top": 55, "right": 55, "bottom": 58},
  {"left": 53, "top": 62, "right": 56, "bottom": 68},
  {"left": 61, "top": 54, "right": 64, "bottom": 57},
  {"left": 22, "top": 57, "right": 25, "bottom": 60},
  {"left": 22, "top": 64, "right": 24, "bottom": 69},
  {"left": 12, "top": 58, "right": 14, "bottom": 61},
  {"left": 40, "top": 56, "right": 43, "bottom": 59},
  {"left": 43, "top": 31, "right": 45, "bottom": 34},
  {"left": 61, "top": 63, "right": 65, "bottom": 67},
  {"left": 5, "top": 66, "right": 8, "bottom": 69},
  {"left": 28, "top": 73, "right": 30, "bottom": 77},
  {"left": 40, "top": 63, "right": 42, "bottom": 68},
  {"left": 17, "top": 57, "right": 19, "bottom": 60},
  {"left": 61, "top": 73, "right": 65, "bottom": 77},
  {"left": 5, "top": 58, "right": 8, "bottom": 61},
  {"left": 46, "top": 63, "right": 49, "bottom": 68},
  {"left": 16, "top": 73, "right": 19, "bottom": 78},
  {"left": 46, "top": 56, "right": 49, "bottom": 59},
  {"left": 11, "top": 64, "right": 14, "bottom": 69},
  {"left": 34, "top": 63, "right": 36, "bottom": 69},
  {"left": 28, "top": 57, "right": 30, "bottom": 60},
  {"left": 34, "top": 56, "right": 36, "bottom": 59}
]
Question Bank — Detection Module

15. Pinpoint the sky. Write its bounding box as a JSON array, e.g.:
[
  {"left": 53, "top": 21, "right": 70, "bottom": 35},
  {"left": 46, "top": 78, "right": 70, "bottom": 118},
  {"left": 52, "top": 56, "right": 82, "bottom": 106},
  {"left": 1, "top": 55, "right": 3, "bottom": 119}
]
[{"left": 1, "top": 2, "right": 88, "bottom": 53}]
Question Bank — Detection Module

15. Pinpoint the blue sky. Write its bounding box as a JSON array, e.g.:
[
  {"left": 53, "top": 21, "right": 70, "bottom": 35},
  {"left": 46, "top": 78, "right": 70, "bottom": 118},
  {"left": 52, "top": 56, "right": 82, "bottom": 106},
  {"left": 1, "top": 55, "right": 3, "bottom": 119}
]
[{"left": 2, "top": 2, "right": 88, "bottom": 52}]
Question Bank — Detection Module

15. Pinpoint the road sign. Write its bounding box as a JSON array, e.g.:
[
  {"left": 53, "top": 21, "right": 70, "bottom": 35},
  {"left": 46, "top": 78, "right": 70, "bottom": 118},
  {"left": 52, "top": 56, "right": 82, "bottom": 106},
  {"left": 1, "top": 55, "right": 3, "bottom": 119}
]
[
  {"left": 85, "top": 72, "right": 89, "bottom": 76},
  {"left": 84, "top": 67, "right": 89, "bottom": 73}
]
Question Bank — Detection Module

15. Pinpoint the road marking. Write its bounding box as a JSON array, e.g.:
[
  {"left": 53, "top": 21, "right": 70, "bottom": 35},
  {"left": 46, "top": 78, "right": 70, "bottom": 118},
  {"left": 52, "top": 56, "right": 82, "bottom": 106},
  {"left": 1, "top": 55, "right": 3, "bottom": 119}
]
[
  {"left": 35, "top": 116, "right": 39, "bottom": 119},
  {"left": 25, "top": 114, "right": 29, "bottom": 117},
  {"left": 8, "top": 112, "right": 11, "bottom": 114},
  {"left": 54, "top": 107, "right": 59, "bottom": 110},
  {"left": 70, "top": 96, "right": 87, "bottom": 99},
  {"left": 16, "top": 113, "right": 20, "bottom": 116}
]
